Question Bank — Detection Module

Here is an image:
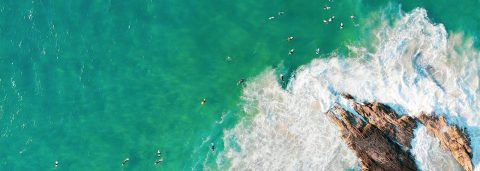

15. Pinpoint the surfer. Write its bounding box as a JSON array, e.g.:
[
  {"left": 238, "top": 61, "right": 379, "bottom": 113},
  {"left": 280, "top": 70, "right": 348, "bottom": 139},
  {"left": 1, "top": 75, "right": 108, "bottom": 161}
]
[
  {"left": 201, "top": 98, "right": 206, "bottom": 105},
  {"left": 340, "top": 22, "right": 344, "bottom": 29},
  {"left": 237, "top": 79, "right": 245, "bottom": 86},
  {"left": 287, "top": 36, "right": 294, "bottom": 41},
  {"left": 268, "top": 16, "right": 275, "bottom": 20},
  {"left": 280, "top": 74, "right": 285, "bottom": 82},
  {"left": 157, "top": 150, "right": 161, "bottom": 157},
  {"left": 288, "top": 49, "right": 294, "bottom": 55},
  {"left": 54, "top": 161, "right": 58, "bottom": 167},
  {"left": 122, "top": 158, "right": 129, "bottom": 166},
  {"left": 316, "top": 48, "right": 320, "bottom": 54},
  {"left": 328, "top": 16, "right": 335, "bottom": 22},
  {"left": 154, "top": 159, "right": 163, "bottom": 165},
  {"left": 211, "top": 143, "right": 215, "bottom": 152}
]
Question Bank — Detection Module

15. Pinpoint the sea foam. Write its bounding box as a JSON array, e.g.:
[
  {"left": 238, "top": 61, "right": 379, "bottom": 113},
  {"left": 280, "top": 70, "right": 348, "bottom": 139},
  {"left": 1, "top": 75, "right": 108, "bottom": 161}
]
[{"left": 218, "top": 8, "right": 480, "bottom": 171}]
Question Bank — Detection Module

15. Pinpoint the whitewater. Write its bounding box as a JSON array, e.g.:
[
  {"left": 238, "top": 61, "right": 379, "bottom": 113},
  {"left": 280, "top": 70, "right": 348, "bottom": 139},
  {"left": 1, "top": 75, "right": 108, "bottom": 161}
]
[{"left": 215, "top": 7, "right": 480, "bottom": 171}]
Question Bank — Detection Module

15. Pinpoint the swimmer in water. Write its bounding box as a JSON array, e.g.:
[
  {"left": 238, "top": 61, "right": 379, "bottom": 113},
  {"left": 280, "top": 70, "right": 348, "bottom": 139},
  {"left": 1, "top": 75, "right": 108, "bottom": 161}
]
[
  {"left": 226, "top": 56, "right": 232, "bottom": 62},
  {"left": 122, "top": 158, "right": 129, "bottom": 166},
  {"left": 340, "top": 22, "right": 344, "bottom": 29},
  {"left": 287, "top": 36, "right": 294, "bottom": 41},
  {"left": 54, "top": 161, "right": 58, "bottom": 167},
  {"left": 278, "top": 11, "right": 284, "bottom": 15},
  {"left": 316, "top": 48, "right": 320, "bottom": 55},
  {"left": 201, "top": 98, "right": 206, "bottom": 105},
  {"left": 288, "top": 49, "right": 295, "bottom": 55},
  {"left": 210, "top": 143, "right": 215, "bottom": 153},
  {"left": 323, "top": 6, "right": 331, "bottom": 10}
]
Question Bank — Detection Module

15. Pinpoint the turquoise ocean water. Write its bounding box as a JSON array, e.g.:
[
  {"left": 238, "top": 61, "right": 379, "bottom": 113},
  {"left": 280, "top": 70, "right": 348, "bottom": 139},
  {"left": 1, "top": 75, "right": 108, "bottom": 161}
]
[{"left": 0, "top": 0, "right": 479, "bottom": 170}]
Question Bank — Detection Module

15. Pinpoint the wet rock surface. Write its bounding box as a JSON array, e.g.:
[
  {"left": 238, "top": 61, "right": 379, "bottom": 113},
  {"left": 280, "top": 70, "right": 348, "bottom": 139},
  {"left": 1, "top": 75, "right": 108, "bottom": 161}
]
[
  {"left": 325, "top": 94, "right": 473, "bottom": 171},
  {"left": 326, "top": 104, "right": 418, "bottom": 171},
  {"left": 351, "top": 101, "right": 417, "bottom": 150}
]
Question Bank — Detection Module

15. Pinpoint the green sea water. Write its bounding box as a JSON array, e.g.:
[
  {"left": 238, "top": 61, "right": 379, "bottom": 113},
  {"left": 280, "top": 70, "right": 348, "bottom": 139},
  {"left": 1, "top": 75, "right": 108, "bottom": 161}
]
[{"left": 0, "top": 0, "right": 478, "bottom": 170}]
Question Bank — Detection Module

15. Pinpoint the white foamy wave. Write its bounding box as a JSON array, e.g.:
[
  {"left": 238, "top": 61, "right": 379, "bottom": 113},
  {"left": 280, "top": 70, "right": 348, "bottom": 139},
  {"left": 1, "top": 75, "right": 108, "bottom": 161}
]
[
  {"left": 218, "top": 71, "right": 359, "bottom": 170},
  {"left": 219, "top": 8, "right": 480, "bottom": 171}
]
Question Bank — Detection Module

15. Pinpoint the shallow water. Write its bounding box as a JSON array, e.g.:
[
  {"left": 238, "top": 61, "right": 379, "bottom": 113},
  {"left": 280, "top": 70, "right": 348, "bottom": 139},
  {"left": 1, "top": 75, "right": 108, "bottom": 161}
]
[{"left": 0, "top": 0, "right": 479, "bottom": 170}]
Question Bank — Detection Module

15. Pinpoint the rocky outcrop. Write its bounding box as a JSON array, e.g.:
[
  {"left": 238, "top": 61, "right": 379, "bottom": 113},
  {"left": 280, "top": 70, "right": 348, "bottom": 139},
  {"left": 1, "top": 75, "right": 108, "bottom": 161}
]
[
  {"left": 325, "top": 94, "right": 474, "bottom": 171},
  {"left": 417, "top": 113, "right": 473, "bottom": 171},
  {"left": 326, "top": 104, "right": 418, "bottom": 171},
  {"left": 351, "top": 101, "right": 417, "bottom": 150}
]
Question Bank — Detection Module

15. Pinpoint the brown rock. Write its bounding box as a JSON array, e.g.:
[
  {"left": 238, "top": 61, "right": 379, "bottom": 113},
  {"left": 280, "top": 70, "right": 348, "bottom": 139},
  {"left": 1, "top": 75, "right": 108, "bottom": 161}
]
[
  {"left": 325, "top": 94, "right": 474, "bottom": 171},
  {"left": 326, "top": 104, "right": 418, "bottom": 171},
  {"left": 417, "top": 113, "right": 473, "bottom": 171},
  {"left": 352, "top": 102, "right": 417, "bottom": 150}
]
